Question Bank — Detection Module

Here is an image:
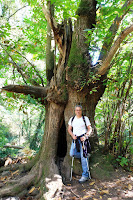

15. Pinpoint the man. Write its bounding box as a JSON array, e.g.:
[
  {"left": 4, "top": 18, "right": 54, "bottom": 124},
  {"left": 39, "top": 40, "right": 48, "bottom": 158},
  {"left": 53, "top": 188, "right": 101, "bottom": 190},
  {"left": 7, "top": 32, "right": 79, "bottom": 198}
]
[{"left": 68, "top": 105, "right": 92, "bottom": 183}]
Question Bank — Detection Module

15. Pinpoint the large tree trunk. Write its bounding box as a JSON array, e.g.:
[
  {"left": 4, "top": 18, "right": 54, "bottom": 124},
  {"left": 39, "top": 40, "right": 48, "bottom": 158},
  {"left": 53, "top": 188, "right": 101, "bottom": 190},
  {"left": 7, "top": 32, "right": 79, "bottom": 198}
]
[
  {"left": 33, "top": 86, "right": 105, "bottom": 199},
  {"left": 1, "top": 0, "right": 132, "bottom": 199},
  {"left": 0, "top": 1, "right": 103, "bottom": 199}
]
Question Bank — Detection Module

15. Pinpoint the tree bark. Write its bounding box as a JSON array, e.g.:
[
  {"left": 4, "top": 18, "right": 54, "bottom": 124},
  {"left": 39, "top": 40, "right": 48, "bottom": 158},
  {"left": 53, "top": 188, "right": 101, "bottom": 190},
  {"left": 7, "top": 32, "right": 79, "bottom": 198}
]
[
  {"left": 2, "top": 85, "right": 48, "bottom": 104},
  {"left": 3, "top": 145, "right": 24, "bottom": 149},
  {"left": 46, "top": 1, "right": 54, "bottom": 82},
  {"left": 98, "top": 24, "right": 133, "bottom": 75},
  {"left": 0, "top": 0, "right": 132, "bottom": 199}
]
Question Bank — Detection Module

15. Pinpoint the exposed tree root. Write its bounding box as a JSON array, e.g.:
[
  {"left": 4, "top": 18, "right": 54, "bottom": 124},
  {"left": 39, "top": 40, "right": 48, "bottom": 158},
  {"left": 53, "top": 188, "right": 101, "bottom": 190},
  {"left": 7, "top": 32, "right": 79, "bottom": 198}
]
[
  {"left": 0, "top": 154, "right": 38, "bottom": 174},
  {"left": 0, "top": 160, "right": 42, "bottom": 198},
  {"left": 0, "top": 163, "right": 20, "bottom": 173},
  {"left": 0, "top": 170, "right": 37, "bottom": 197},
  {"left": 0, "top": 158, "right": 64, "bottom": 200}
]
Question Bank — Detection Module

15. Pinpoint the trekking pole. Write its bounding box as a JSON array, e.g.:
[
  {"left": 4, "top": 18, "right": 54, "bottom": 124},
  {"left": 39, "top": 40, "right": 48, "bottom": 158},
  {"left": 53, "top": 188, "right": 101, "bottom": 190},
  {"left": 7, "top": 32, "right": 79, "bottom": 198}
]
[
  {"left": 70, "top": 140, "right": 75, "bottom": 182},
  {"left": 83, "top": 141, "right": 91, "bottom": 179}
]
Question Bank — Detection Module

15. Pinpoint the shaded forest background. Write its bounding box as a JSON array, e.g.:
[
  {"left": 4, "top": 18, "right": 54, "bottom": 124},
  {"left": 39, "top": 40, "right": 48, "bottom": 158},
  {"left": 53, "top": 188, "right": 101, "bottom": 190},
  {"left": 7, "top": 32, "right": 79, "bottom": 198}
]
[{"left": 0, "top": 0, "right": 132, "bottom": 171}]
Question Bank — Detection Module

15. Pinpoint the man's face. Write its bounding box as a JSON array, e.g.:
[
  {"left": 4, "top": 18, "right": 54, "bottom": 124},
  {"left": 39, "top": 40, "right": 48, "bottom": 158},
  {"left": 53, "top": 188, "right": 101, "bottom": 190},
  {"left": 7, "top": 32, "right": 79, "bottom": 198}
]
[{"left": 75, "top": 107, "right": 82, "bottom": 116}]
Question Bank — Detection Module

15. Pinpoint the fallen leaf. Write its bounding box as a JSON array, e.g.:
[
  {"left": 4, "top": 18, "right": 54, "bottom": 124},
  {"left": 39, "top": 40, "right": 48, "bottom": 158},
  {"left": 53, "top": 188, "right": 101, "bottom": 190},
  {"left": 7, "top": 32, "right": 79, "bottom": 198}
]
[
  {"left": 4, "top": 157, "right": 12, "bottom": 166},
  {"left": 100, "top": 190, "right": 109, "bottom": 195},
  {"left": 12, "top": 170, "right": 19, "bottom": 176},
  {"left": 108, "top": 198, "right": 112, "bottom": 200},
  {"left": 89, "top": 181, "right": 95, "bottom": 185},
  {"left": 0, "top": 177, "right": 6, "bottom": 181},
  {"left": 71, "top": 197, "right": 76, "bottom": 200},
  {"left": 128, "top": 184, "right": 132, "bottom": 191},
  {"left": 83, "top": 189, "right": 86, "bottom": 192},
  {"left": 116, "top": 180, "right": 121, "bottom": 185},
  {"left": 122, "top": 185, "right": 127, "bottom": 190},
  {"left": 100, "top": 196, "right": 102, "bottom": 199},
  {"left": 93, "top": 198, "right": 98, "bottom": 200},
  {"left": 29, "top": 186, "right": 35, "bottom": 193},
  {"left": 83, "top": 195, "right": 90, "bottom": 199}
]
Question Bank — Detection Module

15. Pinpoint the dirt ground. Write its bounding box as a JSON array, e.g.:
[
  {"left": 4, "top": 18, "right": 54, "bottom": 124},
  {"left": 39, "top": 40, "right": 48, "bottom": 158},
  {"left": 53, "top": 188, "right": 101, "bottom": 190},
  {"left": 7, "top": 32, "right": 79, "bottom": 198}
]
[
  {"left": 62, "top": 170, "right": 133, "bottom": 200},
  {"left": 0, "top": 168, "right": 133, "bottom": 200}
]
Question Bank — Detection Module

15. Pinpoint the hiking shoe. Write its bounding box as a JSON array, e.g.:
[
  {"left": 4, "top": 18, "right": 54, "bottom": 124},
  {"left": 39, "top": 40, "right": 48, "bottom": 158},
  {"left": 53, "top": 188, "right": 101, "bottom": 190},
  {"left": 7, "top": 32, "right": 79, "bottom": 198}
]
[{"left": 79, "top": 176, "right": 89, "bottom": 183}]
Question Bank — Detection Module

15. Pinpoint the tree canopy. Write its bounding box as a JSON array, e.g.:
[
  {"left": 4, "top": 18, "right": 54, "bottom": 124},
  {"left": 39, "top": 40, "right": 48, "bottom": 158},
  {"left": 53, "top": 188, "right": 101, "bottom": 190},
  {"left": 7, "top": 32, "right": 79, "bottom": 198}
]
[{"left": 0, "top": 0, "right": 133, "bottom": 199}]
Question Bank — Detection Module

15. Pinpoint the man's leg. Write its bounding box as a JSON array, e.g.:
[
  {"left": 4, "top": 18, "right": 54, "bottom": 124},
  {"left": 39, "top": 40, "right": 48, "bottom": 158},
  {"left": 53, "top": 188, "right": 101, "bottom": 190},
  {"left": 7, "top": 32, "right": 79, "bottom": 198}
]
[
  {"left": 79, "top": 141, "right": 90, "bottom": 183},
  {"left": 70, "top": 141, "right": 81, "bottom": 158}
]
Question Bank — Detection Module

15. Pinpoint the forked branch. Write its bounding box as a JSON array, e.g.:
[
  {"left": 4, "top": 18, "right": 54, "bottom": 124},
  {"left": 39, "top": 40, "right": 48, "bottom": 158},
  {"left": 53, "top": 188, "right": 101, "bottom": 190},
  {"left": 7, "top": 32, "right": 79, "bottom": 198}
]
[
  {"left": 14, "top": 50, "right": 44, "bottom": 87},
  {"left": 98, "top": 24, "right": 133, "bottom": 75},
  {"left": 98, "top": 0, "right": 133, "bottom": 61},
  {"left": 41, "top": 1, "right": 64, "bottom": 56},
  {"left": 0, "top": 43, "right": 40, "bottom": 86}
]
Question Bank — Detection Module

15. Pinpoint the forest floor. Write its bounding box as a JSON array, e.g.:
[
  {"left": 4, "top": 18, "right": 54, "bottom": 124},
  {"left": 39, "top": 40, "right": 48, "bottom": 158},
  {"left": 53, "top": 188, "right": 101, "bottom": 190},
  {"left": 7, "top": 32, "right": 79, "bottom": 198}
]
[
  {"left": 62, "top": 170, "right": 133, "bottom": 200},
  {"left": 0, "top": 165, "right": 133, "bottom": 200}
]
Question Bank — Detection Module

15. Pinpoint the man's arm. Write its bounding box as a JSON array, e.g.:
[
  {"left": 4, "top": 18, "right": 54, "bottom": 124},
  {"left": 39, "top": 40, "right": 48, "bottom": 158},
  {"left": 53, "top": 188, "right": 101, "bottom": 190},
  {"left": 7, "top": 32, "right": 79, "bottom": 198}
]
[
  {"left": 68, "top": 125, "right": 77, "bottom": 140},
  {"left": 80, "top": 125, "right": 92, "bottom": 142},
  {"left": 85, "top": 125, "right": 92, "bottom": 138}
]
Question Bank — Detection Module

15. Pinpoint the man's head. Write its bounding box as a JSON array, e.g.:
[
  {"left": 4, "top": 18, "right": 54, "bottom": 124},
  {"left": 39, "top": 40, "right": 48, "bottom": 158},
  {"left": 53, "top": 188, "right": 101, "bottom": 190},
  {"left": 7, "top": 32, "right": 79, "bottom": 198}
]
[{"left": 75, "top": 105, "right": 82, "bottom": 117}]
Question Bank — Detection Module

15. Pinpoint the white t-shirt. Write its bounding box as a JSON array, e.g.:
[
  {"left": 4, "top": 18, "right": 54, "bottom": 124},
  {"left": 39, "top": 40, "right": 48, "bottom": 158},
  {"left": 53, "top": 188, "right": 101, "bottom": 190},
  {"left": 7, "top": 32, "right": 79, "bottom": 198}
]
[{"left": 68, "top": 116, "right": 91, "bottom": 136}]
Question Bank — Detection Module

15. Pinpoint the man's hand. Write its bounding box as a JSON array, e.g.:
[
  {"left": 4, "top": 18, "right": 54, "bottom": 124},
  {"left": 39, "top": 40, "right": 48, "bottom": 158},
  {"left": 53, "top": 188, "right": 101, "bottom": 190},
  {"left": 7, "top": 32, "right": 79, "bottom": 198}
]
[
  {"left": 86, "top": 125, "right": 92, "bottom": 137},
  {"left": 73, "top": 135, "right": 77, "bottom": 140},
  {"left": 80, "top": 136, "right": 86, "bottom": 142}
]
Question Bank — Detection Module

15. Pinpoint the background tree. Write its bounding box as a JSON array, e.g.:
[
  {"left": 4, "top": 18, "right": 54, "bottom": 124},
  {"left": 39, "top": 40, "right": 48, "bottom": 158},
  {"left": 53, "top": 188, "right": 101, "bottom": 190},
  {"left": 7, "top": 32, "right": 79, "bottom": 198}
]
[
  {"left": 0, "top": 0, "right": 133, "bottom": 198},
  {"left": 95, "top": 44, "right": 133, "bottom": 169}
]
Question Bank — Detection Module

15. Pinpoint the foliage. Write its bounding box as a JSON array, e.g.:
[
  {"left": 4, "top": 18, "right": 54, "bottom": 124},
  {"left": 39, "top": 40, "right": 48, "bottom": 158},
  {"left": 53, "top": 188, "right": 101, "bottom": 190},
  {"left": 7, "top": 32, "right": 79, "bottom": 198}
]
[
  {"left": 0, "top": 0, "right": 132, "bottom": 169},
  {"left": 85, "top": 0, "right": 133, "bottom": 64},
  {"left": 0, "top": 87, "right": 45, "bottom": 157},
  {"left": 95, "top": 42, "right": 133, "bottom": 169},
  {"left": 0, "top": 0, "right": 46, "bottom": 87},
  {"left": 0, "top": 0, "right": 46, "bottom": 156},
  {"left": 0, "top": 119, "right": 19, "bottom": 158},
  {"left": 116, "top": 156, "right": 128, "bottom": 167}
]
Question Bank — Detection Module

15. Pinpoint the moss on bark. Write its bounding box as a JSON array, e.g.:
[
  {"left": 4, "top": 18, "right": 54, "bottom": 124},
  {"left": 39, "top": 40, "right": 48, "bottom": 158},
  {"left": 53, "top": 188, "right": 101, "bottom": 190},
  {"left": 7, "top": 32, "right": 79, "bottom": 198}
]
[
  {"left": 67, "top": 39, "right": 88, "bottom": 89},
  {"left": 76, "top": 0, "right": 92, "bottom": 16},
  {"left": 68, "top": 39, "right": 85, "bottom": 68}
]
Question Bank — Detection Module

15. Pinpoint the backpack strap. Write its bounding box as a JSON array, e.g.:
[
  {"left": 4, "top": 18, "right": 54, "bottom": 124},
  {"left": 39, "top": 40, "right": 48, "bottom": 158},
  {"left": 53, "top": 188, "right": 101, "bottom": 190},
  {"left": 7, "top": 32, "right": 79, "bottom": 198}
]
[
  {"left": 71, "top": 116, "right": 75, "bottom": 133},
  {"left": 82, "top": 115, "right": 88, "bottom": 130},
  {"left": 71, "top": 115, "right": 88, "bottom": 132},
  {"left": 71, "top": 116, "right": 75, "bottom": 126}
]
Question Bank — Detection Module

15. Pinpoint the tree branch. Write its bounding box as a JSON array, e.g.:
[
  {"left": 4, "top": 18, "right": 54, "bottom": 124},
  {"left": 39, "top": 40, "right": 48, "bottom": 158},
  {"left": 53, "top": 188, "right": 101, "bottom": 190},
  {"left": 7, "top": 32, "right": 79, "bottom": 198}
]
[
  {"left": 7, "top": 5, "right": 29, "bottom": 20},
  {"left": 1, "top": 85, "right": 48, "bottom": 102},
  {"left": 0, "top": 43, "right": 40, "bottom": 86},
  {"left": 3, "top": 145, "right": 24, "bottom": 149},
  {"left": 0, "top": 43, "right": 28, "bottom": 84},
  {"left": 14, "top": 50, "right": 44, "bottom": 87},
  {"left": 98, "top": 24, "right": 133, "bottom": 75},
  {"left": 98, "top": 0, "right": 132, "bottom": 61},
  {"left": 46, "top": 1, "right": 55, "bottom": 83},
  {"left": 41, "top": 1, "right": 64, "bottom": 56}
]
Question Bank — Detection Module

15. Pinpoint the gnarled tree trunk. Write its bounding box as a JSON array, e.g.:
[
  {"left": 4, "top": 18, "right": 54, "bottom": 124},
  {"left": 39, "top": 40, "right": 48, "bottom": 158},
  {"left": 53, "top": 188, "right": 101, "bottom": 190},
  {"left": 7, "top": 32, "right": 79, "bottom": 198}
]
[{"left": 1, "top": 0, "right": 133, "bottom": 199}]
